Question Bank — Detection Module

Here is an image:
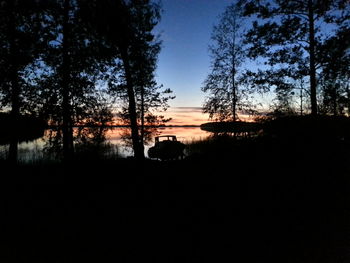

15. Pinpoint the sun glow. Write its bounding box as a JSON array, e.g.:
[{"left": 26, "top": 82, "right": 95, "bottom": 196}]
[
  {"left": 163, "top": 107, "right": 256, "bottom": 126},
  {"left": 163, "top": 107, "right": 209, "bottom": 126}
]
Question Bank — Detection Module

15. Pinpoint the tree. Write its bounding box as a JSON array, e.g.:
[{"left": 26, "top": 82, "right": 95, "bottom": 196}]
[
  {"left": 238, "top": 0, "right": 349, "bottom": 116},
  {"left": 79, "top": 0, "right": 142, "bottom": 159},
  {"left": 202, "top": 2, "right": 251, "bottom": 122},
  {"left": 129, "top": 0, "right": 174, "bottom": 152},
  {"left": 39, "top": 0, "right": 113, "bottom": 160},
  {"left": 0, "top": 0, "right": 48, "bottom": 162},
  {"left": 319, "top": 26, "right": 350, "bottom": 115},
  {"left": 84, "top": 0, "right": 168, "bottom": 159},
  {"left": 60, "top": 0, "right": 74, "bottom": 160}
]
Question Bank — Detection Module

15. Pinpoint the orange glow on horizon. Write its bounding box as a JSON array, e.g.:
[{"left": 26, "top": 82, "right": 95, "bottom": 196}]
[
  {"left": 163, "top": 107, "right": 209, "bottom": 126},
  {"left": 107, "top": 126, "right": 210, "bottom": 145},
  {"left": 108, "top": 107, "right": 256, "bottom": 127},
  {"left": 163, "top": 107, "right": 255, "bottom": 126},
  {"left": 110, "top": 107, "right": 211, "bottom": 126}
]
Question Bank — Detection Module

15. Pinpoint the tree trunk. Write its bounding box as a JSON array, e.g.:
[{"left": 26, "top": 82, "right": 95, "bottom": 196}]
[
  {"left": 121, "top": 48, "right": 144, "bottom": 160},
  {"left": 62, "top": 0, "right": 74, "bottom": 161},
  {"left": 232, "top": 44, "right": 237, "bottom": 139},
  {"left": 300, "top": 85, "right": 303, "bottom": 116},
  {"left": 333, "top": 84, "right": 338, "bottom": 116},
  {"left": 8, "top": 2, "right": 19, "bottom": 163},
  {"left": 231, "top": 17, "right": 237, "bottom": 123},
  {"left": 232, "top": 71, "right": 237, "bottom": 138},
  {"left": 347, "top": 84, "right": 350, "bottom": 116},
  {"left": 232, "top": 81, "right": 237, "bottom": 122},
  {"left": 232, "top": 59, "right": 237, "bottom": 123},
  {"left": 9, "top": 75, "right": 20, "bottom": 163},
  {"left": 140, "top": 84, "right": 145, "bottom": 154},
  {"left": 308, "top": 0, "right": 318, "bottom": 116}
]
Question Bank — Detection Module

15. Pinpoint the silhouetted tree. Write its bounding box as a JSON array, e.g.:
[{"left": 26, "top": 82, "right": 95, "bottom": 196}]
[
  {"left": 267, "top": 78, "right": 312, "bottom": 117},
  {"left": 79, "top": 0, "right": 139, "bottom": 159},
  {"left": 85, "top": 0, "right": 167, "bottom": 159},
  {"left": 60, "top": 0, "right": 74, "bottom": 160},
  {"left": 39, "top": 0, "right": 113, "bottom": 160},
  {"left": 130, "top": 1, "right": 174, "bottom": 150},
  {"left": 202, "top": 2, "right": 249, "bottom": 122},
  {"left": 238, "top": 0, "right": 349, "bottom": 116},
  {"left": 122, "top": 0, "right": 173, "bottom": 154},
  {"left": 319, "top": 26, "right": 350, "bottom": 115},
  {"left": 0, "top": 0, "right": 48, "bottom": 162}
]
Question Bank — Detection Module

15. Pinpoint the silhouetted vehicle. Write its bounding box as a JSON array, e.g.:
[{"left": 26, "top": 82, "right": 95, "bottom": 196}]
[{"left": 148, "top": 135, "right": 185, "bottom": 160}]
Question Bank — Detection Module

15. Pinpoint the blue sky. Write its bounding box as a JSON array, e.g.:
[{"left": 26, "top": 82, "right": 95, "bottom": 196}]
[{"left": 155, "top": 0, "right": 232, "bottom": 108}]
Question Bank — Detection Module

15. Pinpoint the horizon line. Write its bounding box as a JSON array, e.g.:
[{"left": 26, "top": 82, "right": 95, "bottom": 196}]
[{"left": 47, "top": 124, "right": 202, "bottom": 128}]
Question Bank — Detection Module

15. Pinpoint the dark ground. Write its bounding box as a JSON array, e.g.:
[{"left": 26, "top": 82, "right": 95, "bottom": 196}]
[{"left": 1, "top": 135, "right": 350, "bottom": 262}]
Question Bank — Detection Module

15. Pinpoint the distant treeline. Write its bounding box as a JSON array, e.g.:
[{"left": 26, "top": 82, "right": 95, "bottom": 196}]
[
  {"left": 200, "top": 121, "right": 262, "bottom": 134},
  {"left": 263, "top": 115, "right": 350, "bottom": 141},
  {"left": 201, "top": 115, "right": 350, "bottom": 140},
  {"left": 0, "top": 112, "right": 46, "bottom": 145}
]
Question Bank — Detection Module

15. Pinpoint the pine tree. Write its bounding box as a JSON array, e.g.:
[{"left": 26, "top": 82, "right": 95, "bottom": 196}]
[
  {"left": 319, "top": 26, "right": 350, "bottom": 115},
  {"left": 84, "top": 0, "right": 169, "bottom": 159},
  {"left": 238, "top": 0, "right": 349, "bottom": 116},
  {"left": 0, "top": 0, "right": 48, "bottom": 162},
  {"left": 40, "top": 0, "right": 112, "bottom": 160},
  {"left": 129, "top": 0, "right": 174, "bottom": 152}
]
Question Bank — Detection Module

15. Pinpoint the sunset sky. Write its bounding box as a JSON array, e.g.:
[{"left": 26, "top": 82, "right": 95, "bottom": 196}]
[
  {"left": 155, "top": 0, "right": 232, "bottom": 125},
  {"left": 162, "top": 107, "right": 207, "bottom": 126}
]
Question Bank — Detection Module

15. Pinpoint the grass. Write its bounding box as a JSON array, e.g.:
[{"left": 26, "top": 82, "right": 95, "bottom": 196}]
[
  {"left": 1, "top": 156, "right": 348, "bottom": 262},
  {"left": 1, "top": 116, "right": 350, "bottom": 262},
  {"left": 184, "top": 134, "right": 251, "bottom": 157}
]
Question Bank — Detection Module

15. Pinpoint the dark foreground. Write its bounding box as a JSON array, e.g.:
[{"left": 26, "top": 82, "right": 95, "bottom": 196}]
[{"left": 1, "top": 136, "right": 350, "bottom": 262}]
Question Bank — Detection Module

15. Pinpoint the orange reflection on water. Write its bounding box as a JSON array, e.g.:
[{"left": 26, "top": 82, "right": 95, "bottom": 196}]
[
  {"left": 106, "top": 127, "right": 209, "bottom": 144},
  {"left": 105, "top": 126, "right": 209, "bottom": 157},
  {"left": 156, "top": 127, "right": 209, "bottom": 143}
]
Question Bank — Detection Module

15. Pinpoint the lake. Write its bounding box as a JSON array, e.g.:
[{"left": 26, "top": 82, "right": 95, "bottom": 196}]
[{"left": 0, "top": 127, "right": 210, "bottom": 161}]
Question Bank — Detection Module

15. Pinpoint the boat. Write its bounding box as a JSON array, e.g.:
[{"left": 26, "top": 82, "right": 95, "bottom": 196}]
[{"left": 148, "top": 135, "right": 185, "bottom": 160}]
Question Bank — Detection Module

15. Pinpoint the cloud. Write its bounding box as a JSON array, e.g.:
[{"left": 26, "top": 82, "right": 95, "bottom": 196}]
[
  {"left": 161, "top": 106, "right": 209, "bottom": 125},
  {"left": 171, "top": 107, "right": 203, "bottom": 113}
]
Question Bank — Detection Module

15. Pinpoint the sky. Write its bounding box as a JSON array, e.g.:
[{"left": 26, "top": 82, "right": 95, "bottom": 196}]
[{"left": 154, "top": 0, "right": 233, "bottom": 124}]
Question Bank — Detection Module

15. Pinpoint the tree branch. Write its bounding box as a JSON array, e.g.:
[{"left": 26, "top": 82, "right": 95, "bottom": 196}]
[{"left": 275, "top": 11, "right": 308, "bottom": 18}]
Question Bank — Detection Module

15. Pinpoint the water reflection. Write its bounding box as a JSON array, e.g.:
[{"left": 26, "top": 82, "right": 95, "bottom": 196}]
[
  {"left": 0, "top": 127, "right": 209, "bottom": 161},
  {"left": 157, "top": 127, "right": 210, "bottom": 142},
  {"left": 106, "top": 127, "right": 210, "bottom": 156},
  {"left": 74, "top": 127, "right": 119, "bottom": 159},
  {"left": 41, "top": 127, "right": 119, "bottom": 160}
]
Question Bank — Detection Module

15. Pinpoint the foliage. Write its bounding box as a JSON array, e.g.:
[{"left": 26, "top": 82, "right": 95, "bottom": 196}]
[
  {"left": 238, "top": 0, "right": 350, "bottom": 115},
  {"left": 0, "top": 0, "right": 168, "bottom": 160},
  {"left": 37, "top": 0, "right": 112, "bottom": 125},
  {"left": 262, "top": 115, "right": 350, "bottom": 141},
  {"left": 0, "top": 112, "right": 45, "bottom": 145},
  {"left": 74, "top": 127, "right": 119, "bottom": 160},
  {"left": 319, "top": 25, "right": 350, "bottom": 115},
  {"left": 86, "top": 0, "right": 171, "bottom": 159},
  {"left": 0, "top": 0, "right": 52, "bottom": 162},
  {"left": 0, "top": 0, "right": 48, "bottom": 114},
  {"left": 200, "top": 121, "right": 261, "bottom": 135},
  {"left": 36, "top": 0, "right": 117, "bottom": 160},
  {"left": 202, "top": 2, "right": 255, "bottom": 122}
]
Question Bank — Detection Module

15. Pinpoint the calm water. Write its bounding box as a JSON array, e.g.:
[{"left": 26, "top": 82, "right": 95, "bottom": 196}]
[{"left": 0, "top": 127, "right": 210, "bottom": 161}]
